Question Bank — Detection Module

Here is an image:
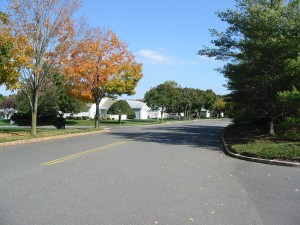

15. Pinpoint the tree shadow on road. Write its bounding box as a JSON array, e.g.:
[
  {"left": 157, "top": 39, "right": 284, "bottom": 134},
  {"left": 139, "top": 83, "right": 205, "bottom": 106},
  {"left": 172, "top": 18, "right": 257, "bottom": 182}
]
[{"left": 108, "top": 124, "right": 225, "bottom": 151}]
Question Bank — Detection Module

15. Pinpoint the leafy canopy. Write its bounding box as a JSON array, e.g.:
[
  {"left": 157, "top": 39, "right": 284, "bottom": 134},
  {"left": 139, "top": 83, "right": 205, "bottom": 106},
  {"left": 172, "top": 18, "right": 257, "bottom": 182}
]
[
  {"left": 0, "top": 11, "right": 32, "bottom": 89},
  {"left": 198, "top": 0, "right": 300, "bottom": 133},
  {"left": 63, "top": 28, "right": 143, "bottom": 103},
  {"left": 107, "top": 100, "right": 134, "bottom": 116}
]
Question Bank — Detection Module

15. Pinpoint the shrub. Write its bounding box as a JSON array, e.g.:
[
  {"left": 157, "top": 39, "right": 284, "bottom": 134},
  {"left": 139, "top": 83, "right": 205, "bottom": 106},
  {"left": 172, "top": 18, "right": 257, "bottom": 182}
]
[
  {"left": 276, "top": 117, "right": 300, "bottom": 140},
  {"left": 127, "top": 113, "right": 136, "bottom": 119},
  {"left": 11, "top": 113, "right": 31, "bottom": 125},
  {"left": 54, "top": 117, "right": 66, "bottom": 129}
]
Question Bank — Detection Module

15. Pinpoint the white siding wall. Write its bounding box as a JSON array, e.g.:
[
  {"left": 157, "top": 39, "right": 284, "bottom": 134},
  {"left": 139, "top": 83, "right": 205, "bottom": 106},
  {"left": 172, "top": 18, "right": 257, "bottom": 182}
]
[{"left": 140, "top": 109, "right": 148, "bottom": 119}]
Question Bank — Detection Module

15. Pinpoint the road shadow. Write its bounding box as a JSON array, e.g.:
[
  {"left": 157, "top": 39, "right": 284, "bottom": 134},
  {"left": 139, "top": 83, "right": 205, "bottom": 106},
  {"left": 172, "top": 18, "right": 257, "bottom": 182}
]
[{"left": 108, "top": 124, "right": 225, "bottom": 151}]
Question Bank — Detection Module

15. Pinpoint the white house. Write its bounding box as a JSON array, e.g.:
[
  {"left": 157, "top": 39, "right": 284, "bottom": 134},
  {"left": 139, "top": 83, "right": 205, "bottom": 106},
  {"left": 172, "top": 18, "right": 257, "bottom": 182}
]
[
  {"left": 147, "top": 109, "right": 167, "bottom": 119},
  {"left": 86, "top": 98, "right": 150, "bottom": 120},
  {"left": 200, "top": 108, "right": 211, "bottom": 118},
  {"left": 126, "top": 100, "right": 149, "bottom": 119}
]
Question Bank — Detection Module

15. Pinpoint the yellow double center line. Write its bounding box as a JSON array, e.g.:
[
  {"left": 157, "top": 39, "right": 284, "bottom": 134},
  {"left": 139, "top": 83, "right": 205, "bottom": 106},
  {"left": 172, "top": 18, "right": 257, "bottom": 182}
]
[{"left": 41, "top": 139, "right": 131, "bottom": 166}]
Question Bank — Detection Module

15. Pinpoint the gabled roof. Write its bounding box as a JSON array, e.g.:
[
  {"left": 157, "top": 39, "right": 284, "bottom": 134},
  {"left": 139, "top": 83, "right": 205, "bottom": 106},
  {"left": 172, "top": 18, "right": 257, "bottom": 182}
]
[
  {"left": 100, "top": 98, "right": 118, "bottom": 109},
  {"left": 94, "top": 98, "right": 149, "bottom": 110},
  {"left": 126, "top": 100, "right": 149, "bottom": 110}
]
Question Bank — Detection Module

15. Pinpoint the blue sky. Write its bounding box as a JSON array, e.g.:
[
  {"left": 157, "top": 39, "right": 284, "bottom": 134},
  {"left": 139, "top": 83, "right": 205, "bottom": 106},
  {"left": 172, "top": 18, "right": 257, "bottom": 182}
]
[{"left": 1, "top": 0, "right": 236, "bottom": 99}]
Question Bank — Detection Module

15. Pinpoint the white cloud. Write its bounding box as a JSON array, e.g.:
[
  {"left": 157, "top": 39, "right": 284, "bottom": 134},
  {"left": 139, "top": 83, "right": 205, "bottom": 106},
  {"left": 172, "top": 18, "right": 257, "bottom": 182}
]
[
  {"left": 136, "top": 49, "right": 211, "bottom": 66},
  {"left": 197, "top": 55, "right": 217, "bottom": 64},
  {"left": 136, "top": 49, "right": 178, "bottom": 65}
]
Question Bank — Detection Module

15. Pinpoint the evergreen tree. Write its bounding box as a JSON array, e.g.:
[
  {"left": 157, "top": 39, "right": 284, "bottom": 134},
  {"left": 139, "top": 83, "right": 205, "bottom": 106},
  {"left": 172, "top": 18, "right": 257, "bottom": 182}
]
[{"left": 199, "top": 0, "right": 300, "bottom": 134}]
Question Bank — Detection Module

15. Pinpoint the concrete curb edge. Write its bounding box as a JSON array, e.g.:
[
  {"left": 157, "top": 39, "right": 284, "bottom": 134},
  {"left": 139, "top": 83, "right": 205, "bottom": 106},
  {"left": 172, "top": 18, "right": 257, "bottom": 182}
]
[{"left": 221, "top": 130, "right": 300, "bottom": 168}]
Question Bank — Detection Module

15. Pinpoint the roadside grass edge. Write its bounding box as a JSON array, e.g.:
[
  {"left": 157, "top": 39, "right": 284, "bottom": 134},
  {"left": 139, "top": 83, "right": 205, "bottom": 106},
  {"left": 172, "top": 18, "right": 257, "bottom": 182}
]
[{"left": 222, "top": 125, "right": 300, "bottom": 167}]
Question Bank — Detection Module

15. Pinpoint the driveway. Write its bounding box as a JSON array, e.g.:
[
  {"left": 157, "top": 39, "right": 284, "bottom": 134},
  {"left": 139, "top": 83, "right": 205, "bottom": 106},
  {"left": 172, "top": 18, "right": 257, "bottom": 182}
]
[{"left": 0, "top": 119, "right": 299, "bottom": 225}]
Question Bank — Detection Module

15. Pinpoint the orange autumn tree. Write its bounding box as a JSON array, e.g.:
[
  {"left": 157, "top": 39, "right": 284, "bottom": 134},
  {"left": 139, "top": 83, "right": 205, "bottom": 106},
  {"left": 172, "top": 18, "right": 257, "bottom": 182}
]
[
  {"left": 63, "top": 28, "right": 143, "bottom": 128},
  {"left": 0, "top": 11, "right": 32, "bottom": 90}
]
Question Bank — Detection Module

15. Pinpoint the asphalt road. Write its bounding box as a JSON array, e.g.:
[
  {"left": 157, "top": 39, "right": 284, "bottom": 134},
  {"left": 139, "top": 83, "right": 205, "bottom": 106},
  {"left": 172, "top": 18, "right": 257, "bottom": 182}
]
[{"left": 0, "top": 119, "right": 299, "bottom": 225}]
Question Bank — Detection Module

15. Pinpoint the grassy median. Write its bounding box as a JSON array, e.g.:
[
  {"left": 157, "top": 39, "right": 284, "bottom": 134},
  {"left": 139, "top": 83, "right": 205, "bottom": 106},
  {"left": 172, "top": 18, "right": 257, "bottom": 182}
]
[
  {"left": 224, "top": 124, "right": 300, "bottom": 162},
  {"left": 0, "top": 128, "right": 99, "bottom": 143}
]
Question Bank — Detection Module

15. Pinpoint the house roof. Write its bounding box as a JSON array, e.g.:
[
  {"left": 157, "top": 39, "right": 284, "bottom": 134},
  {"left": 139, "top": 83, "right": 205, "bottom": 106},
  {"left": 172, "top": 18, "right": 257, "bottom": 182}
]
[
  {"left": 100, "top": 99, "right": 118, "bottom": 110},
  {"left": 126, "top": 100, "right": 149, "bottom": 110},
  {"left": 93, "top": 98, "right": 149, "bottom": 110}
]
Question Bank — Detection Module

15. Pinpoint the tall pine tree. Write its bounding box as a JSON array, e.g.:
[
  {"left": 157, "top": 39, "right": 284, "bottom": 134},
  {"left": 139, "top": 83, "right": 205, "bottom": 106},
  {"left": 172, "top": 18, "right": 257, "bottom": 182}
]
[{"left": 199, "top": 0, "right": 300, "bottom": 134}]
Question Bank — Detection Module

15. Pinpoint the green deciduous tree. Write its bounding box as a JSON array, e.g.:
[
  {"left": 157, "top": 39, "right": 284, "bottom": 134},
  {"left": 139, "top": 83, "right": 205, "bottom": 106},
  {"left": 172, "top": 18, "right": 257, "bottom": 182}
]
[
  {"left": 144, "top": 81, "right": 219, "bottom": 120},
  {"left": 203, "top": 90, "right": 217, "bottom": 115},
  {"left": 107, "top": 100, "right": 135, "bottom": 123},
  {"left": 212, "top": 95, "right": 226, "bottom": 118},
  {"left": 144, "top": 81, "right": 180, "bottom": 120},
  {"left": 198, "top": 0, "right": 300, "bottom": 134},
  {"left": 15, "top": 73, "right": 86, "bottom": 123}
]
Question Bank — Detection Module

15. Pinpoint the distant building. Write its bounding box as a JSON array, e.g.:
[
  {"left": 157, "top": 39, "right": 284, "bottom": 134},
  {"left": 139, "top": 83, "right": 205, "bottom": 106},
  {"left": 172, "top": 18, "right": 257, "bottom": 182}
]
[
  {"left": 65, "top": 98, "right": 150, "bottom": 120},
  {"left": 200, "top": 108, "right": 211, "bottom": 118},
  {"left": 126, "top": 100, "right": 149, "bottom": 120},
  {"left": 147, "top": 109, "right": 167, "bottom": 119}
]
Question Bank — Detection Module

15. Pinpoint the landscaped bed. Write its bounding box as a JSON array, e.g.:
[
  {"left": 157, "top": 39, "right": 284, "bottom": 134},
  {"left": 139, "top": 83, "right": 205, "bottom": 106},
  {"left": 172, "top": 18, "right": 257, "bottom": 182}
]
[{"left": 224, "top": 124, "right": 300, "bottom": 162}]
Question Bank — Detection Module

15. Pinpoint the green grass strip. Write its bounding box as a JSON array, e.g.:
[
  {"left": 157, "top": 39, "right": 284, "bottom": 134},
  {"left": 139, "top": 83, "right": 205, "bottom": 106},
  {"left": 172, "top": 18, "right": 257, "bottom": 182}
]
[{"left": 232, "top": 141, "right": 300, "bottom": 161}]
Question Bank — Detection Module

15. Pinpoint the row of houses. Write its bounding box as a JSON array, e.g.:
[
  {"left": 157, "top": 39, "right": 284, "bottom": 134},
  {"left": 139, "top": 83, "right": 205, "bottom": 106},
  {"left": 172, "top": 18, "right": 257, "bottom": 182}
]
[{"left": 64, "top": 98, "right": 212, "bottom": 120}]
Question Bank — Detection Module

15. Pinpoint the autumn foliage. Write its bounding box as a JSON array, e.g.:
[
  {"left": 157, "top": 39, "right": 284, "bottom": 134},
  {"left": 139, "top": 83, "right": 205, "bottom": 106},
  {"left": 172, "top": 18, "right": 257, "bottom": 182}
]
[
  {"left": 4, "top": 0, "right": 81, "bottom": 134},
  {"left": 62, "top": 28, "right": 143, "bottom": 127},
  {"left": 1, "top": 0, "right": 143, "bottom": 132},
  {"left": 0, "top": 12, "right": 32, "bottom": 89}
]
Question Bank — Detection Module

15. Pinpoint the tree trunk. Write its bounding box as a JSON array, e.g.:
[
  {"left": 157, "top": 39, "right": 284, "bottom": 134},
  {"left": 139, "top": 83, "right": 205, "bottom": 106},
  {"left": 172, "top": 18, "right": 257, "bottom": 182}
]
[
  {"left": 118, "top": 115, "right": 121, "bottom": 124},
  {"left": 269, "top": 120, "right": 275, "bottom": 135},
  {"left": 160, "top": 109, "right": 164, "bottom": 122},
  {"left": 31, "top": 91, "right": 38, "bottom": 135},
  {"left": 94, "top": 98, "right": 100, "bottom": 128}
]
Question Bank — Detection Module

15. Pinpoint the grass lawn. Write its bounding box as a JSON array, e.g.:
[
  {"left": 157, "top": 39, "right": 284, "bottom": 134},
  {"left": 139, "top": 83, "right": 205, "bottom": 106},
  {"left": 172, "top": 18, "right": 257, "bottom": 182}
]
[
  {"left": 224, "top": 124, "right": 300, "bottom": 162},
  {"left": 0, "top": 118, "right": 176, "bottom": 144},
  {"left": 0, "top": 127, "right": 99, "bottom": 143},
  {"left": 0, "top": 118, "right": 175, "bottom": 127},
  {"left": 66, "top": 118, "right": 174, "bottom": 126},
  {"left": 0, "top": 119, "right": 10, "bottom": 126}
]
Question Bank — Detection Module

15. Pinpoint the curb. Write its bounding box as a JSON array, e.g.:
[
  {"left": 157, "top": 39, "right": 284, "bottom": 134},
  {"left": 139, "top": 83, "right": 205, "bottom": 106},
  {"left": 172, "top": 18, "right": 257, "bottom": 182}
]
[{"left": 221, "top": 131, "right": 300, "bottom": 168}]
